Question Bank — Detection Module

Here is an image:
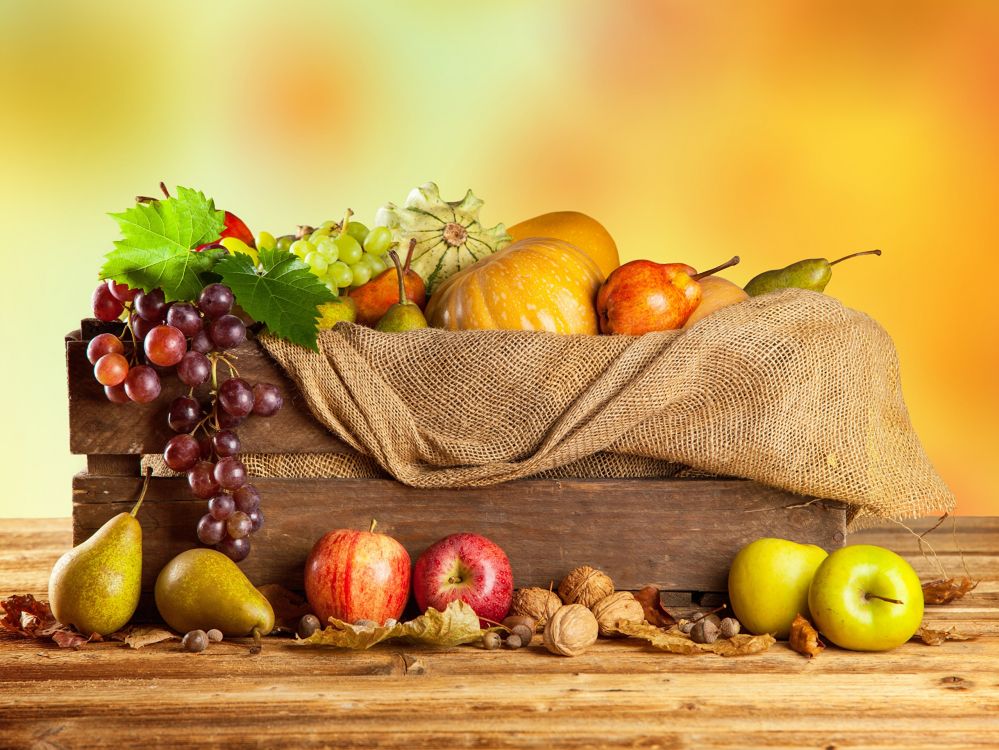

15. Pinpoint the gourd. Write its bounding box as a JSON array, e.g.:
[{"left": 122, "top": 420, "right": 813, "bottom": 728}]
[
  {"left": 374, "top": 183, "right": 512, "bottom": 294},
  {"left": 508, "top": 211, "right": 620, "bottom": 278},
  {"left": 424, "top": 238, "right": 604, "bottom": 335}
]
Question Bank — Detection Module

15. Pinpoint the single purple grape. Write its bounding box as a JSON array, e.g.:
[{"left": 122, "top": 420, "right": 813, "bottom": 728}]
[
  {"left": 197, "top": 514, "right": 226, "bottom": 545},
  {"left": 218, "top": 378, "right": 254, "bottom": 418},
  {"left": 233, "top": 484, "right": 260, "bottom": 514},
  {"left": 198, "top": 283, "right": 234, "bottom": 319},
  {"left": 208, "top": 494, "right": 235, "bottom": 521},
  {"left": 218, "top": 535, "right": 250, "bottom": 562},
  {"left": 251, "top": 383, "right": 284, "bottom": 417}
]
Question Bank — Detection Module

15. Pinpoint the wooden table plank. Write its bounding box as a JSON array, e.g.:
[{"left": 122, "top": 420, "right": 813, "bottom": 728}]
[{"left": 1, "top": 517, "right": 997, "bottom": 749}]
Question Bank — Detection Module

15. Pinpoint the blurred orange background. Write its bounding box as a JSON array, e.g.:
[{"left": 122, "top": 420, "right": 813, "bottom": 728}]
[{"left": 0, "top": 0, "right": 995, "bottom": 517}]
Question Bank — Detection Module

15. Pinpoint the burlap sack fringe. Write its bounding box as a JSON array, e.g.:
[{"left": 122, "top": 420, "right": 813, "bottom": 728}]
[{"left": 242, "top": 288, "right": 953, "bottom": 523}]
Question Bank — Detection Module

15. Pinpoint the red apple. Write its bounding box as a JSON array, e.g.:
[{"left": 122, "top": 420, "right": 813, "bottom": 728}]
[
  {"left": 413, "top": 533, "right": 513, "bottom": 623},
  {"left": 196, "top": 211, "right": 256, "bottom": 252},
  {"left": 304, "top": 521, "right": 411, "bottom": 625}
]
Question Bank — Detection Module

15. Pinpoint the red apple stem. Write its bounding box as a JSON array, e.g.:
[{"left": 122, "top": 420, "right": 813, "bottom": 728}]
[
  {"left": 403, "top": 237, "right": 417, "bottom": 276},
  {"left": 369, "top": 519, "right": 378, "bottom": 534},
  {"left": 865, "top": 593, "right": 904, "bottom": 605},
  {"left": 130, "top": 467, "right": 153, "bottom": 518},
  {"left": 829, "top": 249, "right": 881, "bottom": 266},
  {"left": 692, "top": 256, "right": 741, "bottom": 281}
]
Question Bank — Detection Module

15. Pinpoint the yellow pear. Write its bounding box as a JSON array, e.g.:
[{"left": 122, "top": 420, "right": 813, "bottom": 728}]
[{"left": 683, "top": 276, "right": 749, "bottom": 328}]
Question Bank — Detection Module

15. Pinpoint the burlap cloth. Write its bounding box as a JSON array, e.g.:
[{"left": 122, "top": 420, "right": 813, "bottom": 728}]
[{"left": 235, "top": 288, "right": 952, "bottom": 524}]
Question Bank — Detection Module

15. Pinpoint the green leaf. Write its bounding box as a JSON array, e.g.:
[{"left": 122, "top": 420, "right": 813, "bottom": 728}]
[
  {"left": 293, "top": 601, "right": 488, "bottom": 650},
  {"left": 99, "top": 186, "right": 227, "bottom": 301},
  {"left": 216, "top": 248, "right": 335, "bottom": 350}
]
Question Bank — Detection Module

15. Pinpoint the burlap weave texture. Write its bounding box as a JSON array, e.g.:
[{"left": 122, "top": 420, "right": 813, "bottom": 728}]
[{"left": 257, "top": 289, "right": 953, "bottom": 522}]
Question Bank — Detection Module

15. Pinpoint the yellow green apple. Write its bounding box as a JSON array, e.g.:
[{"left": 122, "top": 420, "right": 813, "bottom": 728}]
[
  {"left": 807, "top": 544, "right": 923, "bottom": 651},
  {"left": 727, "top": 537, "right": 829, "bottom": 639}
]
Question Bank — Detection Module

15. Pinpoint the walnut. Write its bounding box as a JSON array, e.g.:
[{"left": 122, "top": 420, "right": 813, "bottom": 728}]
[
  {"left": 590, "top": 591, "right": 645, "bottom": 637},
  {"left": 558, "top": 566, "right": 614, "bottom": 608},
  {"left": 510, "top": 588, "right": 562, "bottom": 630},
  {"left": 543, "top": 604, "right": 599, "bottom": 657}
]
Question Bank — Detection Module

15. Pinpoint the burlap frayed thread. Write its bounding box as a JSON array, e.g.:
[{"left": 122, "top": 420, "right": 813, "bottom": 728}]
[{"left": 256, "top": 289, "right": 953, "bottom": 523}]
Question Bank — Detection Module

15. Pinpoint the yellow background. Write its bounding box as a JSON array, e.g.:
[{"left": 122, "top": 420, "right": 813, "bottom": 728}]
[{"left": 1, "top": 1, "right": 995, "bottom": 518}]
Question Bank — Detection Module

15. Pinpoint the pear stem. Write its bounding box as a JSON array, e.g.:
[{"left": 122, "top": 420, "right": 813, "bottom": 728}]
[
  {"left": 369, "top": 519, "right": 378, "bottom": 534},
  {"left": 829, "top": 249, "right": 881, "bottom": 266},
  {"left": 388, "top": 250, "right": 409, "bottom": 305},
  {"left": 130, "top": 467, "right": 153, "bottom": 518},
  {"left": 692, "top": 256, "right": 741, "bottom": 281},
  {"left": 865, "top": 593, "right": 904, "bottom": 605}
]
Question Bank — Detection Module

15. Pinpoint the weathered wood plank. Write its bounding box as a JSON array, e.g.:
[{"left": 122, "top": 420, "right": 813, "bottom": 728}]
[
  {"left": 66, "top": 324, "right": 351, "bottom": 456},
  {"left": 71, "top": 476, "right": 848, "bottom": 593}
]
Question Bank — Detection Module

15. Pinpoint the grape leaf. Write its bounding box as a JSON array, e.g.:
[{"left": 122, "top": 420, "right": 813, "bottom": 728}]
[
  {"left": 100, "top": 186, "right": 227, "bottom": 301},
  {"left": 216, "top": 247, "right": 335, "bottom": 351},
  {"left": 294, "top": 601, "right": 487, "bottom": 650}
]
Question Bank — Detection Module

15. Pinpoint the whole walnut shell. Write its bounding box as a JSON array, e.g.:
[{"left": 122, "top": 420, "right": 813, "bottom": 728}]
[
  {"left": 543, "top": 604, "right": 599, "bottom": 657},
  {"left": 558, "top": 566, "right": 615, "bottom": 608},
  {"left": 591, "top": 591, "right": 645, "bottom": 637},
  {"left": 510, "top": 588, "right": 562, "bottom": 631}
]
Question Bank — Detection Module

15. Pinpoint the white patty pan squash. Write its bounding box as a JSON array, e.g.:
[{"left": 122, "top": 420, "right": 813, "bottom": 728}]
[{"left": 374, "top": 182, "right": 512, "bottom": 294}]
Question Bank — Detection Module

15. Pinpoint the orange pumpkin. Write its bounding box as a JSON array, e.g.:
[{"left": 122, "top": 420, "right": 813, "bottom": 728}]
[{"left": 425, "top": 238, "right": 604, "bottom": 334}]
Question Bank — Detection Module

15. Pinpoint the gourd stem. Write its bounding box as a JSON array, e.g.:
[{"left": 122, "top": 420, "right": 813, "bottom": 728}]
[
  {"left": 388, "top": 250, "right": 408, "bottom": 305},
  {"left": 692, "top": 256, "right": 740, "bottom": 281},
  {"left": 829, "top": 249, "right": 881, "bottom": 266},
  {"left": 130, "top": 466, "right": 153, "bottom": 518}
]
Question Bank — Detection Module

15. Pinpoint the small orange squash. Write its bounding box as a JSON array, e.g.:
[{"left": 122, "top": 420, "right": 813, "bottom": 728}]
[{"left": 425, "top": 238, "right": 604, "bottom": 334}]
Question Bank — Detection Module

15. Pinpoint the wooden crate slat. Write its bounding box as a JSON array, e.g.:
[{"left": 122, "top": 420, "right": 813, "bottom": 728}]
[
  {"left": 72, "top": 474, "right": 847, "bottom": 593},
  {"left": 66, "top": 326, "right": 350, "bottom": 456}
]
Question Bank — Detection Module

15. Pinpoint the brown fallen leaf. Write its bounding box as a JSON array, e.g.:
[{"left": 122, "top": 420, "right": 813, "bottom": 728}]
[
  {"left": 258, "top": 583, "right": 313, "bottom": 633},
  {"left": 295, "top": 600, "right": 487, "bottom": 650},
  {"left": 633, "top": 586, "right": 677, "bottom": 628},
  {"left": 612, "top": 620, "right": 774, "bottom": 656},
  {"left": 922, "top": 577, "right": 977, "bottom": 605},
  {"left": 913, "top": 625, "right": 976, "bottom": 646},
  {"left": 109, "top": 625, "right": 178, "bottom": 649},
  {"left": 789, "top": 613, "right": 824, "bottom": 658},
  {"left": 1, "top": 594, "right": 100, "bottom": 648}
]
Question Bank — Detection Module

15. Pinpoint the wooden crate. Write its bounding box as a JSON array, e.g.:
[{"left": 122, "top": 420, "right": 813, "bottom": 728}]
[{"left": 67, "top": 321, "right": 847, "bottom": 596}]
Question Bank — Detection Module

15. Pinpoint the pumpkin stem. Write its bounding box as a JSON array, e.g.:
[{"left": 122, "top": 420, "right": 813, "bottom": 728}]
[{"left": 388, "top": 250, "right": 409, "bottom": 305}]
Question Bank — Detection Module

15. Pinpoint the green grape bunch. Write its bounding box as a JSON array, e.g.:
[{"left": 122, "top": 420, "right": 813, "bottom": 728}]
[{"left": 263, "top": 211, "right": 395, "bottom": 295}]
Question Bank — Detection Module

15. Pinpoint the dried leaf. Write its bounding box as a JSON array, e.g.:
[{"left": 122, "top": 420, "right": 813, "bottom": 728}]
[
  {"left": 294, "top": 600, "right": 486, "bottom": 650},
  {"left": 110, "top": 625, "right": 178, "bottom": 649},
  {"left": 913, "top": 625, "right": 976, "bottom": 646},
  {"left": 789, "top": 613, "right": 825, "bottom": 658},
  {"left": 258, "top": 583, "right": 313, "bottom": 633},
  {"left": 1, "top": 594, "right": 56, "bottom": 637},
  {"left": 633, "top": 586, "right": 677, "bottom": 628},
  {"left": 922, "top": 577, "right": 977, "bottom": 605},
  {"left": 0, "top": 594, "right": 100, "bottom": 648},
  {"left": 612, "top": 620, "right": 774, "bottom": 656}
]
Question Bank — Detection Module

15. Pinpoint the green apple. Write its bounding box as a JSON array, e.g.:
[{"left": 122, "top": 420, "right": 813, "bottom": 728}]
[
  {"left": 808, "top": 544, "right": 923, "bottom": 651},
  {"left": 728, "top": 537, "right": 829, "bottom": 639}
]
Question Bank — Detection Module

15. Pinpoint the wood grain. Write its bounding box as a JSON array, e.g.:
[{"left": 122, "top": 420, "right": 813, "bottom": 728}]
[
  {"left": 72, "top": 475, "right": 847, "bottom": 593},
  {"left": 1, "top": 517, "right": 996, "bottom": 749},
  {"left": 66, "top": 323, "right": 350, "bottom": 456}
]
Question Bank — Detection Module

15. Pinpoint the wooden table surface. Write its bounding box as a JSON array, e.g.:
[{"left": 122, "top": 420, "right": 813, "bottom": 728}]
[{"left": 1, "top": 517, "right": 996, "bottom": 749}]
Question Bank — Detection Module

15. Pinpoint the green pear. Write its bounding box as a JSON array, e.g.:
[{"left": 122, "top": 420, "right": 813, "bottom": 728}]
[
  {"left": 48, "top": 482, "right": 148, "bottom": 635},
  {"left": 744, "top": 249, "right": 881, "bottom": 296},
  {"left": 375, "top": 249, "right": 428, "bottom": 332},
  {"left": 155, "top": 548, "right": 275, "bottom": 637}
]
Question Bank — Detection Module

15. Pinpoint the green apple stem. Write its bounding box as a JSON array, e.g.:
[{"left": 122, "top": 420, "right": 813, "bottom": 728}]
[
  {"left": 829, "top": 249, "right": 881, "bottom": 266},
  {"left": 865, "top": 592, "right": 904, "bottom": 605},
  {"left": 130, "top": 467, "right": 153, "bottom": 518},
  {"left": 369, "top": 519, "right": 378, "bottom": 533},
  {"left": 692, "top": 256, "right": 741, "bottom": 281}
]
